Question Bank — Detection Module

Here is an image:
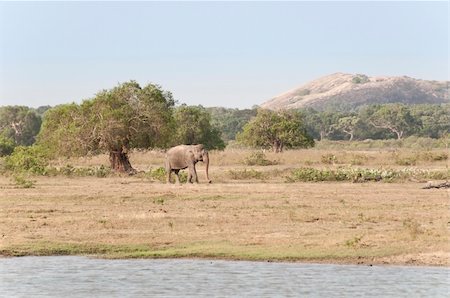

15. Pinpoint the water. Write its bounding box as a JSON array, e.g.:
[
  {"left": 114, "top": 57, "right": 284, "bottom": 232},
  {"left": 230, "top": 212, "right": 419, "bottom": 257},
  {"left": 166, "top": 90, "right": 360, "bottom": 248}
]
[{"left": 0, "top": 257, "right": 448, "bottom": 297}]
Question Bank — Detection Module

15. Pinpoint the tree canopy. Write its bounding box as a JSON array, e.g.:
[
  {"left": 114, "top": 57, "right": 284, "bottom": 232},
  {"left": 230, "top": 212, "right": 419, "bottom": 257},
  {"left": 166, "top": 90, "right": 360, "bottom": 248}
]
[
  {"left": 368, "top": 104, "right": 420, "bottom": 140},
  {"left": 207, "top": 107, "right": 257, "bottom": 142},
  {"left": 237, "top": 109, "right": 314, "bottom": 152},
  {"left": 174, "top": 105, "right": 225, "bottom": 150},
  {"left": 0, "top": 106, "right": 42, "bottom": 146},
  {"left": 38, "top": 81, "right": 176, "bottom": 172},
  {"left": 0, "top": 106, "right": 42, "bottom": 156}
]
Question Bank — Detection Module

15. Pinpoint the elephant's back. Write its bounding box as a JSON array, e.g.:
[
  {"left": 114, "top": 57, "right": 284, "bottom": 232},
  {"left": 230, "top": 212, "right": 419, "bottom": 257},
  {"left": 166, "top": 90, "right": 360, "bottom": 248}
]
[{"left": 166, "top": 145, "right": 190, "bottom": 169}]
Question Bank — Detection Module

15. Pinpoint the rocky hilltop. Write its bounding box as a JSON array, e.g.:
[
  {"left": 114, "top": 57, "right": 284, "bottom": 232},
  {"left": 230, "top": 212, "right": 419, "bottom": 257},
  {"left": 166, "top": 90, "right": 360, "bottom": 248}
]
[{"left": 260, "top": 73, "right": 449, "bottom": 111}]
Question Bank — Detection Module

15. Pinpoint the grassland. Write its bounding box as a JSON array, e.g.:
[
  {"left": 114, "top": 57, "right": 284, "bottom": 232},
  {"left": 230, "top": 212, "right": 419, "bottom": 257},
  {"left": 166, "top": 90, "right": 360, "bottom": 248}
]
[{"left": 0, "top": 145, "right": 449, "bottom": 266}]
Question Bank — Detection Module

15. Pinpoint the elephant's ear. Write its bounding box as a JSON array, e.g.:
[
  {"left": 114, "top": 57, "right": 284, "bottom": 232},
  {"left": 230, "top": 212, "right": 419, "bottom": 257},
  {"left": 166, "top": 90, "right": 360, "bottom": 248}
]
[{"left": 185, "top": 150, "right": 195, "bottom": 163}]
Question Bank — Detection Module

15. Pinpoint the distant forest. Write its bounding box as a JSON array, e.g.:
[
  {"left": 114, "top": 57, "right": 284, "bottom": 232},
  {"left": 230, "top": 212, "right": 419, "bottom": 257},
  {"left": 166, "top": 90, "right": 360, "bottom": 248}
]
[
  {"left": 1, "top": 101, "right": 448, "bottom": 157},
  {"left": 208, "top": 103, "right": 449, "bottom": 142}
]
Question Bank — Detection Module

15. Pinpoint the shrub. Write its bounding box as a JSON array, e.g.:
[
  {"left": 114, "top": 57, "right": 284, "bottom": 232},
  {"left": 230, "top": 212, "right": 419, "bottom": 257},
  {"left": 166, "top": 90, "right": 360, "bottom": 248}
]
[
  {"left": 350, "top": 154, "right": 369, "bottom": 165},
  {"left": 5, "top": 145, "right": 49, "bottom": 174},
  {"left": 148, "top": 167, "right": 167, "bottom": 182},
  {"left": 244, "top": 151, "right": 278, "bottom": 166},
  {"left": 395, "top": 156, "right": 417, "bottom": 166},
  {"left": 57, "top": 164, "right": 111, "bottom": 178},
  {"left": 287, "top": 167, "right": 449, "bottom": 183},
  {"left": 321, "top": 154, "right": 338, "bottom": 164},
  {"left": 419, "top": 151, "right": 448, "bottom": 162},
  {"left": 0, "top": 136, "right": 15, "bottom": 157},
  {"left": 146, "top": 167, "right": 188, "bottom": 183}
]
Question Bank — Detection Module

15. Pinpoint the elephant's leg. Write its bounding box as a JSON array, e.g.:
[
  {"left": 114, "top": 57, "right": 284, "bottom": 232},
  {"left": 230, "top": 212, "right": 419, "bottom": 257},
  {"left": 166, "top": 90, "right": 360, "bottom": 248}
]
[
  {"left": 193, "top": 167, "right": 199, "bottom": 183},
  {"left": 188, "top": 164, "right": 198, "bottom": 183},
  {"left": 187, "top": 171, "right": 192, "bottom": 183},
  {"left": 167, "top": 169, "right": 172, "bottom": 184},
  {"left": 174, "top": 170, "right": 181, "bottom": 184}
]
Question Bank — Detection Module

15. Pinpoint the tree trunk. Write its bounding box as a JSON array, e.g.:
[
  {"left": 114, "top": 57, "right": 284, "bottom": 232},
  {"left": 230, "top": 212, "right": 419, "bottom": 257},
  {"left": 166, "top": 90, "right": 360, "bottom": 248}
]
[
  {"left": 109, "top": 149, "right": 136, "bottom": 174},
  {"left": 272, "top": 140, "right": 283, "bottom": 153}
]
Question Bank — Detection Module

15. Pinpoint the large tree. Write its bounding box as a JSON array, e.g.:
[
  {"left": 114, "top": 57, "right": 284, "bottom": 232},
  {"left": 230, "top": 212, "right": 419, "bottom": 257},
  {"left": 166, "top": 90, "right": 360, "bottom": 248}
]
[
  {"left": 237, "top": 109, "right": 314, "bottom": 152},
  {"left": 38, "top": 81, "right": 175, "bottom": 173},
  {"left": 368, "top": 104, "right": 420, "bottom": 140},
  {"left": 174, "top": 105, "right": 225, "bottom": 150},
  {"left": 0, "top": 106, "right": 42, "bottom": 147},
  {"left": 207, "top": 107, "right": 257, "bottom": 142},
  {"left": 410, "top": 104, "right": 450, "bottom": 138},
  {"left": 333, "top": 115, "right": 360, "bottom": 141}
]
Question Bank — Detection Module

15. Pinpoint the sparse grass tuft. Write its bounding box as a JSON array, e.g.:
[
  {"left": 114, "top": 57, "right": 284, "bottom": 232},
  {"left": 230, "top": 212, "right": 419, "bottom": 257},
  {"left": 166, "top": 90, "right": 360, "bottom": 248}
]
[
  {"left": 345, "top": 235, "right": 364, "bottom": 249},
  {"left": 228, "top": 169, "right": 265, "bottom": 180},
  {"left": 403, "top": 218, "right": 423, "bottom": 240},
  {"left": 321, "top": 153, "right": 338, "bottom": 165},
  {"left": 12, "top": 175, "right": 35, "bottom": 188}
]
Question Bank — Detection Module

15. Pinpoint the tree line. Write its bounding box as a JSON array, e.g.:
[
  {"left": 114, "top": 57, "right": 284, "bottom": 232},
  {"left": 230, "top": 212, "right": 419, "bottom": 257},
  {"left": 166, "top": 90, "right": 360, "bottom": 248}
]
[{"left": 1, "top": 81, "right": 448, "bottom": 172}]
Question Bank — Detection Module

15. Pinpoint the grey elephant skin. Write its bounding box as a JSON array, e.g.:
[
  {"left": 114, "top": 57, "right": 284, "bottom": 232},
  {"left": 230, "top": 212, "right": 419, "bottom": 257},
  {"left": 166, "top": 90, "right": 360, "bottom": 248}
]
[{"left": 165, "top": 144, "right": 211, "bottom": 184}]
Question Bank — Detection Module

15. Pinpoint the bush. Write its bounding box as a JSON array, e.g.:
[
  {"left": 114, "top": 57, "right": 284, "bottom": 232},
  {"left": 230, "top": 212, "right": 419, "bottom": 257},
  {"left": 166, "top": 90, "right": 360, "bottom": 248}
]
[
  {"left": 395, "top": 156, "right": 417, "bottom": 166},
  {"left": 287, "top": 167, "right": 449, "bottom": 183},
  {"left": 145, "top": 167, "right": 188, "bottom": 183},
  {"left": 321, "top": 154, "right": 338, "bottom": 164},
  {"left": 148, "top": 167, "right": 167, "bottom": 182},
  {"left": 0, "top": 136, "right": 15, "bottom": 157},
  {"left": 5, "top": 145, "right": 49, "bottom": 174},
  {"left": 56, "top": 164, "right": 111, "bottom": 177},
  {"left": 419, "top": 151, "right": 448, "bottom": 162},
  {"left": 244, "top": 151, "right": 278, "bottom": 166}
]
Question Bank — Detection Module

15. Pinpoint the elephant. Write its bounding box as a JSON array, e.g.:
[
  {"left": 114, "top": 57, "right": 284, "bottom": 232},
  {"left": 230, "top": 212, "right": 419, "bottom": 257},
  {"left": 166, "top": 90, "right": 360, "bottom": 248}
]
[{"left": 165, "top": 144, "right": 211, "bottom": 184}]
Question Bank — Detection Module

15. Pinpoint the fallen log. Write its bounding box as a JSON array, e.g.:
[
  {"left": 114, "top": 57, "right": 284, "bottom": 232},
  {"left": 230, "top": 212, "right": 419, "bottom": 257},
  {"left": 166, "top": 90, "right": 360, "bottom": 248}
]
[{"left": 422, "top": 181, "right": 450, "bottom": 189}]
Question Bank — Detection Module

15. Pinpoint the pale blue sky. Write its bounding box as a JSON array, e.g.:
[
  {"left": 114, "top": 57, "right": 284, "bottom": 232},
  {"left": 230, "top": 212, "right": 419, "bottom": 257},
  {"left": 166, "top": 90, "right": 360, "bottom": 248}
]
[{"left": 0, "top": 1, "right": 448, "bottom": 109}]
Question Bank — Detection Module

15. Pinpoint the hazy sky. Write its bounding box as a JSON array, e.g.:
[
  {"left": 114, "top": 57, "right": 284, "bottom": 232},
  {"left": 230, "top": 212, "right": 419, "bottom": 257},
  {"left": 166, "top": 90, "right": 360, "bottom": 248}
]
[{"left": 0, "top": 1, "right": 448, "bottom": 109}]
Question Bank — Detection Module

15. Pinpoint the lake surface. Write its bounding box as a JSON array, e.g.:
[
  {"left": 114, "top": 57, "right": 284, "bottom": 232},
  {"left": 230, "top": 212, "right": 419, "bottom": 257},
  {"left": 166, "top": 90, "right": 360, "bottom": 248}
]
[{"left": 0, "top": 256, "right": 449, "bottom": 297}]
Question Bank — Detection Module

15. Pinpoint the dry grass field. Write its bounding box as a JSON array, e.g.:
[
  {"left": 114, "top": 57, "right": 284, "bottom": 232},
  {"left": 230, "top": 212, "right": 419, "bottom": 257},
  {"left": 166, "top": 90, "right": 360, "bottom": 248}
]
[{"left": 1, "top": 147, "right": 449, "bottom": 265}]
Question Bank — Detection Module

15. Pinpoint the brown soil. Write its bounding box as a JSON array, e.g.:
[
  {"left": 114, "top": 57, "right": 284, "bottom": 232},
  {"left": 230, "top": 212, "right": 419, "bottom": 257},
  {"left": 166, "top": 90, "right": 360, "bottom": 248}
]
[{"left": 1, "top": 176, "right": 448, "bottom": 266}]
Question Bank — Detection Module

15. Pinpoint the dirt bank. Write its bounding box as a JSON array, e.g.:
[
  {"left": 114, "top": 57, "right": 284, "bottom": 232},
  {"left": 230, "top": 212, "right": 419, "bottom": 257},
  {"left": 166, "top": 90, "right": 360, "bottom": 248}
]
[{"left": 0, "top": 176, "right": 448, "bottom": 266}]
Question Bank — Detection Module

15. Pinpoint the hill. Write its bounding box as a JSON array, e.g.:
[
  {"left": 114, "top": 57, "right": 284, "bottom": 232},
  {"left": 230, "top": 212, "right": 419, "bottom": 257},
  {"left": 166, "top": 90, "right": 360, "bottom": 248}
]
[{"left": 260, "top": 73, "right": 449, "bottom": 111}]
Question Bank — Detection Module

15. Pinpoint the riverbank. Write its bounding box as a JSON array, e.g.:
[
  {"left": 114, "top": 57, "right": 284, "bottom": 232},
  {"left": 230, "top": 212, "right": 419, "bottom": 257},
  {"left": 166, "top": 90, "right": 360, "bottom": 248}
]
[{"left": 1, "top": 176, "right": 448, "bottom": 266}]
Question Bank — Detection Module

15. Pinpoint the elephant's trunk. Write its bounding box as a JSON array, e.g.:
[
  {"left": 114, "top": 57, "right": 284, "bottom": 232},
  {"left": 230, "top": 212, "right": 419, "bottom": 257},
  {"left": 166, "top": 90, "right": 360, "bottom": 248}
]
[{"left": 204, "top": 151, "right": 211, "bottom": 183}]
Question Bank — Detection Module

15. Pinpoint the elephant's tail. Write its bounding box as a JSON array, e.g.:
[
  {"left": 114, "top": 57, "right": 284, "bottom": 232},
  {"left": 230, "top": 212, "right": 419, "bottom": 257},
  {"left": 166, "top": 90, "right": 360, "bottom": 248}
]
[{"left": 164, "top": 156, "right": 170, "bottom": 173}]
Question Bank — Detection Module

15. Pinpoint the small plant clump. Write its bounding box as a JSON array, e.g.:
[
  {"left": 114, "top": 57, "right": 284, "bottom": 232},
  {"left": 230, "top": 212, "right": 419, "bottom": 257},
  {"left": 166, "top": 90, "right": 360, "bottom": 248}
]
[
  {"left": 287, "top": 167, "right": 449, "bottom": 183},
  {"left": 321, "top": 154, "right": 338, "bottom": 165},
  {"left": 344, "top": 235, "right": 364, "bottom": 248},
  {"left": 12, "top": 175, "right": 35, "bottom": 188},
  {"left": 49, "top": 165, "right": 111, "bottom": 178},
  {"left": 244, "top": 151, "right": 278, "bottom": 166},
  {"left": 145, "top": 167, "right": 188, "bottom": 183}
]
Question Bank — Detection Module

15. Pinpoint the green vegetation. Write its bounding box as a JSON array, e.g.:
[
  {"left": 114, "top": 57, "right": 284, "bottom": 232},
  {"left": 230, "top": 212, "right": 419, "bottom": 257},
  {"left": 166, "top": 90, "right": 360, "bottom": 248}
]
[
  {"left": 207, "top": 107, "right": 257, "bottom": 142},
  {"left": 352, "top": 74, "right": 369, "bottom": 84},
  {"left": 237, "top": 109, "right": 314, "bottom": 152},
  {"left": 0, "top": 80, "right": 448, "bottom": 176},
  {"left": 287, "top": 167, "right": 449, "bottom": 183},
  {"left": 4, "top": 145, "right": 49, "bottom": 175},
  {"left": 244, "top": 151, "right": 278, "bottom": 166},
  {"left": 12, "top": 175, "right": 35, "bottom": 188},
  {"left": 38, "top": 81, "right": 176, "bottom": 173},
  {"left": 0, "top": 241, "right": 402, "bottom": 262},
  {"left": 0, "top": 106, "right": 42, "bottom": 155},
  {"left": 174, "top": 105, "right": 225, "bottom": 150},
  {"left": 298, "top": 104, "right": 449, "bottom": 141}
]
